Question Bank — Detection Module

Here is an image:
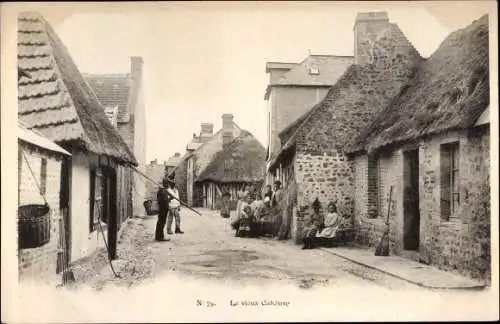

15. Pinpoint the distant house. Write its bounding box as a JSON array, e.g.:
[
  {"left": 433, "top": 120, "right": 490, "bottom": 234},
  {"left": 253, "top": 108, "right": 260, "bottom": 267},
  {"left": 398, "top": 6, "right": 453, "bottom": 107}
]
[
  {"left": 196, "top": 131, "right": 266, "bottom": 209},
  {"left": 145, "top": 158, "right": 167, "bottom": 205},
  {"left": 175, "top": 115, "right": 242, "bottom": 207},
  {"left": 264, "top": 54, "right": 353, "bottom": 184},
  {"left": 165, "top": 152, "right": 182, "bottom": 176},
  {"left": 17, "top": 12, "right": 138, "bottom": 265},
  {"left": 346, "top": 15, "right": 490, "bottom": 281},
  {"left": 84, "top": 56, "right": 147, "bottom": 220},
  {"left": 269, "top": 11, "right": 421, "bottom": 243},
  {"left": 17, "top": 122, "right": 71, "bottom": 284}
]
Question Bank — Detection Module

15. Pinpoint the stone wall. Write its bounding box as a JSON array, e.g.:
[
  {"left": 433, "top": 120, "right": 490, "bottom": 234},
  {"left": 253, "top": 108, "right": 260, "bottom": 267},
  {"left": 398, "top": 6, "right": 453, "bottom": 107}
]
[
  {"left": 292, "top": 151, "right": 355, "bottom": 243},
  {"left": 354, "top": 127, "right": 490, "bottom": 282},
  {"left": 354, "top": 149, "right": 403, "bottom": 253},
  {"left": 419, "top": 127, "right": 490, "bottom": 281},
  {"left": 18, "top": 145, "right": 62, "bottom": 284}
]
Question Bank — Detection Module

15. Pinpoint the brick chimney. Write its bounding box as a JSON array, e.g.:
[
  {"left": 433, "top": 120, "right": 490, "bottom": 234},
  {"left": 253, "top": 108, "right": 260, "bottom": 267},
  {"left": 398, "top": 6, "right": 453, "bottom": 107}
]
[
  {"left": 129, "top": 56, "right": 144, "bottom": 116},
  {"left": 200, "top": 122, "right": 214, "bottom": 143},
  {"left": 353, "top": 11, "right": 390, "bottom": 65},
  {"left": 131, "top": 56, "right": 143, "bottom": 81},
  {"left": 222, "top": 114, "right": 234, "bottom": 148}
]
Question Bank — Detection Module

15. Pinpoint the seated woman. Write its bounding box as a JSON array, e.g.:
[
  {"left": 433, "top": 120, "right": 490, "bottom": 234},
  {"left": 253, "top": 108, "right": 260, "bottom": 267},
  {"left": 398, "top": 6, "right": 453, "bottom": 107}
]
[
  {"left": 316, "top": 202, "right": 342, "bottom": 241},
  {"left": 236, "top": 204, "right": 257, "bottom": 238},
  {"left": 258, "top": 197, "right": 274, "bottom": 236},
  {"left": 301, "top": 198, "right": 323, "bottom": 250}
]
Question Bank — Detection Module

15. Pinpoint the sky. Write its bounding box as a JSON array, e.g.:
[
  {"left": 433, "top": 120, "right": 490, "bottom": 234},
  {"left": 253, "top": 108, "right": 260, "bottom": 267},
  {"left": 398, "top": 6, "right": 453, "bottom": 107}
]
[{"left": 38, "top": 1, "right": 491, "bottom": 163}]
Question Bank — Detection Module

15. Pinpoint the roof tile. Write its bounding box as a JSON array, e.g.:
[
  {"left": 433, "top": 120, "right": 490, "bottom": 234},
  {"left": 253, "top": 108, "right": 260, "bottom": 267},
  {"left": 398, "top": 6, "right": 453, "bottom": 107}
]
[{"left": 17, "top": 12, "right": 137, "bottom": 165}]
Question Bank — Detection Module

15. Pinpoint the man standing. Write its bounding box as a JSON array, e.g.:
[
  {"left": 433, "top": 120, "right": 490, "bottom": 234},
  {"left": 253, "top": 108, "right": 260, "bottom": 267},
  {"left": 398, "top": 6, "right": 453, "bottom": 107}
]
[
  {"left": 166, "top": 175, "right": 184, "bottom": 234},
  {"left": 272, "top": 180, "right": 284, "bottom": 207},
  {"left": 155, "top": 178, "right": 171, "bottom": 242},
  {"left": 263, "top": 184, "right": 273, "bottom": 200}
]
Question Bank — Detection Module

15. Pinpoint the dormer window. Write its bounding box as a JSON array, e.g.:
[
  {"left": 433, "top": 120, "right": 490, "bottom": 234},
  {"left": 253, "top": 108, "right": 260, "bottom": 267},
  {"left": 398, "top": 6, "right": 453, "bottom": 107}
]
[
  {"left": 309, "top": 67, "right": 320, "bottom": 75},
  {"left": 104, "top": 106, "right": 118, "bottom": 127}
]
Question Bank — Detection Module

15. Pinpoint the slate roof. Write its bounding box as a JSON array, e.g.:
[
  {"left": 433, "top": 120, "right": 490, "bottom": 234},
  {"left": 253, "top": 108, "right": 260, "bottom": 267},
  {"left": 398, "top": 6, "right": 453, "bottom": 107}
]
[
  {"left": 269, "top": 22, "right": 422, "bottom": 170},
  {"left": 265, "top": 55, "right": 353, "bottom": 99},
  {"left": 84, "top": 73, "right": 132, "bottom": 124},
  {"left": 166, "top": 153, "right": 182, "bottom": 167},
  {"left": 350, "top": 14, "right": 490, "bottom": 154},
  {"left": 17, "top": 12, "right": 137, "bottom": 165},
  {"left": 196, "top": 130, "right": 266, "bottom": 184},
  {"left": 276, "top": 55, "right": 354, "bottom": 86}
]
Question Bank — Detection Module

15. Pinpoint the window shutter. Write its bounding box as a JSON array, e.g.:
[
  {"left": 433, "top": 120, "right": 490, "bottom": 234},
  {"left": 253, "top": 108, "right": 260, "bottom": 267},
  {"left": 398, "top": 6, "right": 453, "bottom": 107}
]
[{"left": 440, "top": 148, "right": 451, "bottom": 220}]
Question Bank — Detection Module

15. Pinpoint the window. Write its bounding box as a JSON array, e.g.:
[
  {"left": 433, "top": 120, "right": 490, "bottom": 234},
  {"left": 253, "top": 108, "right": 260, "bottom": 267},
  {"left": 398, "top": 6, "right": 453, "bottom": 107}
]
[
  {"left": 440, "top": 142, "right": 460, "bottom": 221},
  {"left": 366, "top": 155, "right": 379, "bottom": 218},
  {"left": 309, "top": 67, "right": 320, "bottom": 75},
  {"left": 90, "top": 169, "right": 105, "bottom": 231},
  {"left": 40, "top": 158, "right": 47, "bottom": 196}
]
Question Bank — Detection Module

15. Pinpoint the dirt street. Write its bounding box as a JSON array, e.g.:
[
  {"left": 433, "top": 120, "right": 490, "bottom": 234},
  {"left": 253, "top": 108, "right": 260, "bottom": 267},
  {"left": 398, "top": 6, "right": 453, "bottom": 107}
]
[{"left": 70, "top": 208, "right": 425, "bottom": 291}]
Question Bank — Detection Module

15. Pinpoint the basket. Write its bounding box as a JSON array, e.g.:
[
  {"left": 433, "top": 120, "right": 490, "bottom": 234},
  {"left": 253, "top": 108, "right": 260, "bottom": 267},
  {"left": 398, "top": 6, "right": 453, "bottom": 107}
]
[{"left": 18, "top": 204, "right": 51, "bottom": 249}]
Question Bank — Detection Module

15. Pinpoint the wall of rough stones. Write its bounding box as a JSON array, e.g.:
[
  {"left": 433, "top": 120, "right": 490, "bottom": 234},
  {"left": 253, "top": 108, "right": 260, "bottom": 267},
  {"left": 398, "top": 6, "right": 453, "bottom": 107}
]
[
  {"left": 419, "top": 127, "right": 490, "bottom": 281},
  {"left": 354, "top": 150, "right": 404, "bottom": 253},
  {"left": 18, "top": 145, "right": 62, "bottom": 284},
  {"left": 292, "top": 151, "right": 355, "bottom": 243},
  {"left": 354, "top": 127, "right": 490, "bottom": 281}
]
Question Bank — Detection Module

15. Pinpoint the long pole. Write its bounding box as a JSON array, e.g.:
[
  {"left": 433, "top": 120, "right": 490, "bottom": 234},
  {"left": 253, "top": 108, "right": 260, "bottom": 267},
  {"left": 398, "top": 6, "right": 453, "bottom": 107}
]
[{"left": 128, "top": 165, "right": 202, "bottom": 217}]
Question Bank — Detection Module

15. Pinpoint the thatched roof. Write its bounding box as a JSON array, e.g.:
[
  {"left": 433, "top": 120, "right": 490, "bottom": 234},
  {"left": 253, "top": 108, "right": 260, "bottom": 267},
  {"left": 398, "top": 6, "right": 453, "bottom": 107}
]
[
  {"left": 17, "top": 12, "right": 137, "bottom": 165},
  {"left": 349, "top": 15, "right": 489, "bottom": 155},
  {"left": 195, "top": 130, "right": 266, "bottom": 184},
  {"left": 268, "top": 22, "right": 423, "bottom": 170}
]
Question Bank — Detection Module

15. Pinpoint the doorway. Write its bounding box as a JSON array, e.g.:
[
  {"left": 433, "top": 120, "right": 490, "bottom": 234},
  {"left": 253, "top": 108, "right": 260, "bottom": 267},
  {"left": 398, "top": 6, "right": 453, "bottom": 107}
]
[
  {"left": 105, "top": 168, "right": 118, "bottom": 260},
  {"left": 403, "top": 149, "right": 420, "bottom": 251}
]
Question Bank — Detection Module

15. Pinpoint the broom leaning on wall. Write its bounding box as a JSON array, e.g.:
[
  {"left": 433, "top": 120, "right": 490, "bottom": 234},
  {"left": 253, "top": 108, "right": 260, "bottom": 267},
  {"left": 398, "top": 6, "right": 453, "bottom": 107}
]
[{"left": 375, "top": 185, "right": 393, "bottom": 257}]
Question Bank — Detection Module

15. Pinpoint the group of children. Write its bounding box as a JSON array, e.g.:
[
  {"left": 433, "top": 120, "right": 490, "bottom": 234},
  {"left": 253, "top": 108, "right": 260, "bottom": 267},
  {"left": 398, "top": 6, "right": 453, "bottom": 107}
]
[{"left": 301, "top": 199, "right": 351, "bottom": 249}]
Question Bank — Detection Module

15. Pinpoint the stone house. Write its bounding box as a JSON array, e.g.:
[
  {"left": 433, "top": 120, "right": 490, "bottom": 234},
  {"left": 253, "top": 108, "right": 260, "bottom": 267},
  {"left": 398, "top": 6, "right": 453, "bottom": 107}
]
[
  {"left": 345, "top": 15, "right": 490, "bottom": 282},
  {"left": 84, "top": 56, "right": 147, "bottom": 219},
  {"left": 165, "top": 152, "right": 182, "bottom": 176},
  {"left": 196, "top": 131, "right": 266, "bottom": 209},
  {"left": 17, "top": 122, "right": 71, "bottom": 284},
  {"left": 264, "top": 55, "right": 353, "bottom": 184},
  {"left": 18, "top": 12, "right": 138, "bottom": 264},
  {"left": 175, "top": 115, "right": 242, "bottom": 207},
  {"left": 174, "top": 138, "right": 203, "bottom": 203},
  {"left": 268, "top": 11, "right": 421, "bottom": 242}
]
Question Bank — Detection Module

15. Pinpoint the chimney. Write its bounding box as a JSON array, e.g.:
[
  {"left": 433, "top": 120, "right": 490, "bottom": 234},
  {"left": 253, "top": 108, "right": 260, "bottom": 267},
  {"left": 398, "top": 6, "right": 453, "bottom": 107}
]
[
  {"left": 200, "top": 122, "right": 214, "bottom": 143},
  {"left": 131, "top": 56, "right": 144, "bottom": 80},
  {"left": 353, "top": 11, "right": 390, "bottom": 65},
  {"left": 151, "top": 159, "right": 158, "bottom": 165},
  {"left": 200, "top": 123, "right": 214, "bottom": 136},
  {"left": 222, "top": 113, "right": 234, "bottom": 130},
  {"left": 174, "top": 152, "right": 181, "bottom": 157},
  {"left": 222, "top": 113, "right": 234, "bottom": 149}
]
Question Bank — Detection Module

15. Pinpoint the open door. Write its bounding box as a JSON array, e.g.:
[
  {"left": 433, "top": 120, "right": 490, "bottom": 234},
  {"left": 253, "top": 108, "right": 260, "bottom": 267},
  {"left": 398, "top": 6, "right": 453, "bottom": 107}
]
[
  {"left": 106, "top": 168, "right": 118, "bottom": 260},
  {"left": 403, "top": 149, "right": 420, "bottom": 251}
]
